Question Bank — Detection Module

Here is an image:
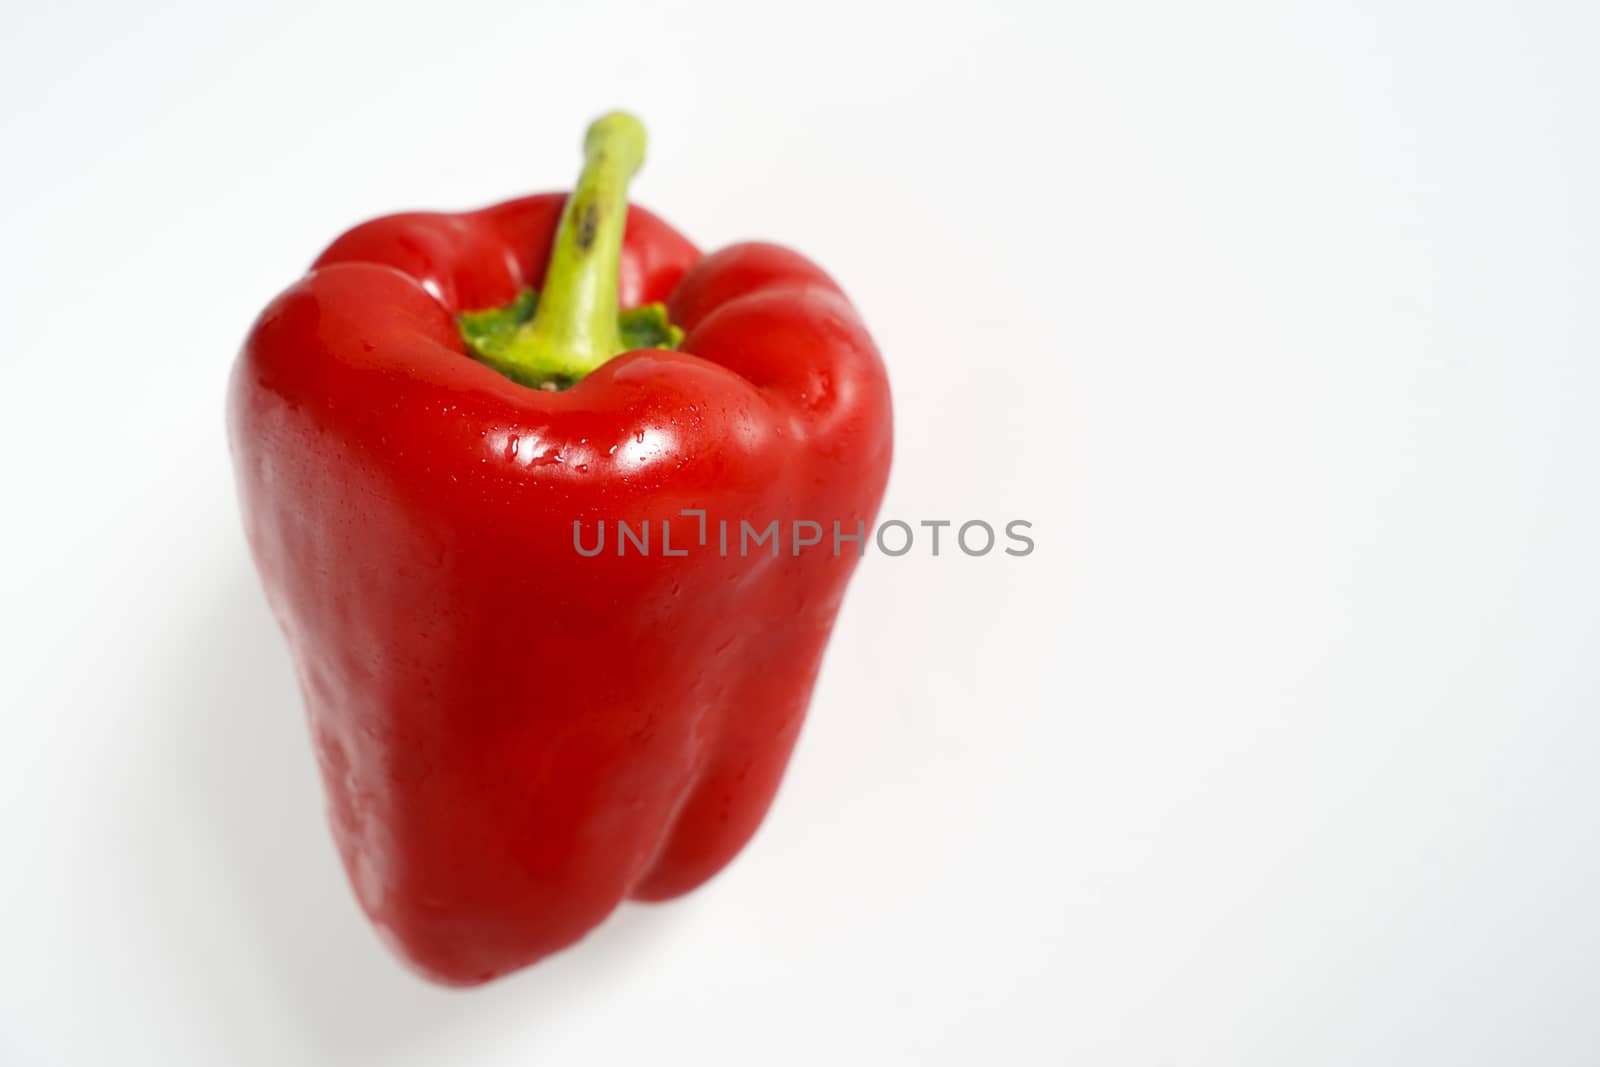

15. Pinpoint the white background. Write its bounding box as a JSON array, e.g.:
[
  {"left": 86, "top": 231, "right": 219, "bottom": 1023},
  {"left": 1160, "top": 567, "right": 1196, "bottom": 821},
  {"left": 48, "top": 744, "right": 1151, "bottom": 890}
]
[{"left": 2, "top": 1, "right": 1597, "bottom": 1063}]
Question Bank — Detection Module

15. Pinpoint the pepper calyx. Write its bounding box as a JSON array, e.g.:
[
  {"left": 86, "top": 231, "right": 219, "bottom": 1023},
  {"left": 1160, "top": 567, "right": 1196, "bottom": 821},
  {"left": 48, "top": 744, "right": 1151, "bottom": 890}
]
[{"left": 459, "top": 289, "right": 681, "bottom": 389}]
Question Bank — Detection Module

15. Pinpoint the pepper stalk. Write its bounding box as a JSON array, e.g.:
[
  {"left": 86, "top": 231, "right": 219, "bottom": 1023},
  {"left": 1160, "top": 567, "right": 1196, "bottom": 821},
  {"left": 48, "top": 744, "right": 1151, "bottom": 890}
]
[{"left": 458, "top": 112, "right": 681, "bottom": 389}]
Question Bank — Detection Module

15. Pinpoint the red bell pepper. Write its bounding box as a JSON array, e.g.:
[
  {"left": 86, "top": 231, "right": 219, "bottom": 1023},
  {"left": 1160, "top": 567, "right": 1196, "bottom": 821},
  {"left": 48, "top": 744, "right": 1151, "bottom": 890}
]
[{"left": 228, "top": 113, "right": 892, "bottom": 985}]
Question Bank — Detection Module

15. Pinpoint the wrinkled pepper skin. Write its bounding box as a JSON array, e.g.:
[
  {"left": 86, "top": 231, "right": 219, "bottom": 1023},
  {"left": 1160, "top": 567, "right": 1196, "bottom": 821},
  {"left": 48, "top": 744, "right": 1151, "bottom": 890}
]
[{"left": 228, "top": 192, "right": 892, "bottom": 985}]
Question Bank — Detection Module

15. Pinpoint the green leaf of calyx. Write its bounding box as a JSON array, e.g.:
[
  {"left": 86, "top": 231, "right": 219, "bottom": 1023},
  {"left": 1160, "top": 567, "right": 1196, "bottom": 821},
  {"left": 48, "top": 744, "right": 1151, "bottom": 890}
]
[
  {"left": 619, "top": 303, "right": 684, "bottom": 352},
  {"left": 458, "top": 288, "right": 538, "bottom": 359}
]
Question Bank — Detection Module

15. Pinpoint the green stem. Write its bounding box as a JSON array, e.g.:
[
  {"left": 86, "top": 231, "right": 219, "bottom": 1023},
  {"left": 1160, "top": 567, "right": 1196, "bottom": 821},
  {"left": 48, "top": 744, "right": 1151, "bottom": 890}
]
[
  {"left": 522, "top": 112, "right": 644, "bottom": 376},
  {"left": 459, "top": 112, "right": 679, "bottom": 388}
]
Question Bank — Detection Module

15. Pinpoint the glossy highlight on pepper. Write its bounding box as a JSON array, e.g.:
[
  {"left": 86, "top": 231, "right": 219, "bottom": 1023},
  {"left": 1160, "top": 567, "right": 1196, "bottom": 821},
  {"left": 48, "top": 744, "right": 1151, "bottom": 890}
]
[{"left": 227, "top": 112, "right": 893, "bottom": 985}]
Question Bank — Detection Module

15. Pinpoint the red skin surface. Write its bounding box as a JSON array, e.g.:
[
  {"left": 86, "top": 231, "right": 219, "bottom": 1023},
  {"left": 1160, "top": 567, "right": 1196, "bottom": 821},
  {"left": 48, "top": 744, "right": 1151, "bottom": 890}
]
[{"left": 227, "top": 194, "right": 892, "bottom": 985}]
